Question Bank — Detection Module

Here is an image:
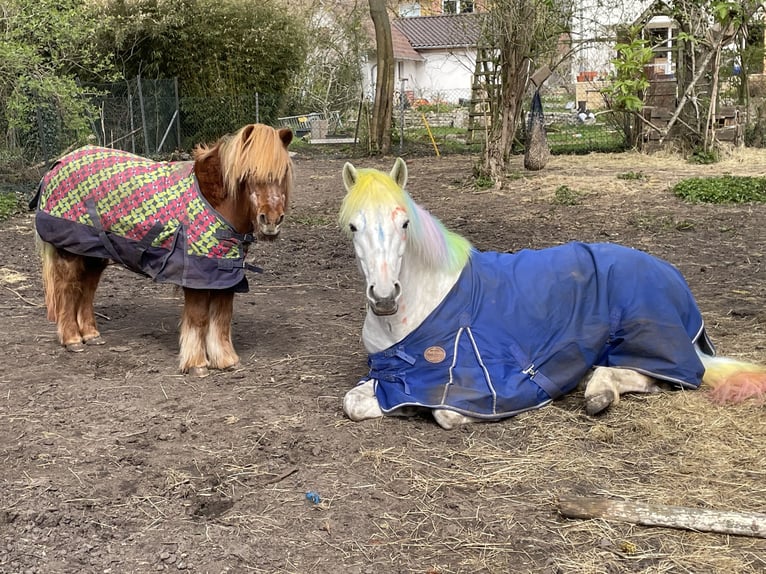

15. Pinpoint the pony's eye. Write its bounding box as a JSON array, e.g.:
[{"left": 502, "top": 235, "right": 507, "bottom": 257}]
[
  {"left": 403, "top": 220, "right": 409, "bottom": 230},
  {"left": 349, "top": 223, "right": 357, "bottom": 233}
]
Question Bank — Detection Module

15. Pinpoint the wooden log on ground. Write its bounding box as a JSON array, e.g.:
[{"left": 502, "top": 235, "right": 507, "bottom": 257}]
[{"left": 558, "top": 495, "right": 766, "bottom": 538}]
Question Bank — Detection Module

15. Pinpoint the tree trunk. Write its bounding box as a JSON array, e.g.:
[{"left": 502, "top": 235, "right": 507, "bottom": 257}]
[
  {"left": 484, "top": 33, "right": 528, "bottom": 185},
  {"left": 369, "top": 0, "right": 394, "bottom": 154}
]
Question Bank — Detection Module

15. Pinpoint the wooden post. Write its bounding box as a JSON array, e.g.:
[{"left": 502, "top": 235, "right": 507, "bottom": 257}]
[
  {"left": 136, "top": 75, "right": 150, "bottom": 154},
  {"left": 174, "top": 77, "right": 181, "bottom": 149},
  {"left": 558, "top": 495, "right": 766, "bottom": 539}
]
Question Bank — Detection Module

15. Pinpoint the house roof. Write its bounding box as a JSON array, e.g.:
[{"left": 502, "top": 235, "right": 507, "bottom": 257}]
[
  {"left": 363, "top": 17, "right": 424, "bottom": 61},
  {"left": 392, "top": 14, "right": 482, "bottom": 50},
  {"left": 392, "top": 25, "right": 423, "bottom": 61}
]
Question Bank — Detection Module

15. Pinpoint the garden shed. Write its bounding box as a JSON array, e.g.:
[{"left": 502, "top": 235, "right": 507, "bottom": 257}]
[{"left": 632, "top": 2, "right": 749, "bottom": 151}]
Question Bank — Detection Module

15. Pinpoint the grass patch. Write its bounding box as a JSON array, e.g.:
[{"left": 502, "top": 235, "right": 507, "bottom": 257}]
[
  {"left": 617, "top": 170, "right": 646, "bottom": 181},
  {"left": 629, "top": 214, "right": 696, "bottom": 231},
  {"left": 0, "top": 192, "right": 22, "bottom": 221},
  {"left": 672, "top": 175, "right": 766, "bottom": 203}
]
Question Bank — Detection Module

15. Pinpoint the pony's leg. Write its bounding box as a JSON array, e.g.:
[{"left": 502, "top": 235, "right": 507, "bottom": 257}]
[
  {"left": 343, "top": 380, "right": 437, "bottom": 423},
  {"left": 179, "top": 288, "right": 211, "bottom": 377},
  {"left": 206, "top": 291, "right": 240, "bottom": 370},
  {"left": 77, "top": 257, "right": 108, "bottom": 345},
  {"left": 343, "top": 379, "right": 384, "bottom": 421},
  {"left": 43, "top": 247, "right": 87, "bottom": 351},
  {"left": 432, "top": 409, "right": 482, "bottom": 430},
  {"left": 583, "top": 366, "right": 665, "bottom": 416}
]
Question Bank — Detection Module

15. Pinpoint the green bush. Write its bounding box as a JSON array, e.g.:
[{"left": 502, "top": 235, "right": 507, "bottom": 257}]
[{"left": 673, "top": 175, "right": 766, "bottom": 203}]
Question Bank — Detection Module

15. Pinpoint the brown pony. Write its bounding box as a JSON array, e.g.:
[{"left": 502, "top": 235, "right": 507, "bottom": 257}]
[{"left": 35, "top": 123, "right": 293, "bottom": 376}]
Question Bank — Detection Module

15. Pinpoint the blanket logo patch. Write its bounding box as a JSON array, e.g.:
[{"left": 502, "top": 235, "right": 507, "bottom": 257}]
[{"left": 424, "top": 346, "right": 446, "bottom": 364}]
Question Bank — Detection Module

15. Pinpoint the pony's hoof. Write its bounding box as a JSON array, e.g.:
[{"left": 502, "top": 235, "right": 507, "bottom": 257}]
[
  {"left": 433, "top": 408, "right": 478, "bottom": 429},
  {"left": 343, "top": 381, "right": 383, "bottom": 421},
  {"left": 585, "top": 391, "right": 615, "bottom": 416},
  {"left": 85, "top": 336, "right": 105, "bottom": 346},
  {"left": 65, "top": 341, "right": 86, "bottom": 353},
  {"left": 188, "top": 366, "right": 210, "bottom": 378}
]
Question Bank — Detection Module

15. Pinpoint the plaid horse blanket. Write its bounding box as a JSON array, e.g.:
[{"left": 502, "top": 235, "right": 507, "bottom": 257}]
[
  {"left": 365, "top": 243, "right": 714, "bottom": 420},
  {"left": 34, "top": 146, "right": 257, "bottom": 291}
]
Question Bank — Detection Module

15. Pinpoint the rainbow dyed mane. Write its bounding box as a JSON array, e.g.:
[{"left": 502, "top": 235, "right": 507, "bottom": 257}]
[{"left": 338, "top": 168, "right": 472, "bottom": 272}]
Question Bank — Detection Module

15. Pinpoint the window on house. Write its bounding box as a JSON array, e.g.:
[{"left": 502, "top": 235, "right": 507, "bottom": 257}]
[
  {"left": 442, "top": 0, "right": 474, "bottom": 14},
  {"left": 399, "top": 3, "right": 420, "bottom": 17}
]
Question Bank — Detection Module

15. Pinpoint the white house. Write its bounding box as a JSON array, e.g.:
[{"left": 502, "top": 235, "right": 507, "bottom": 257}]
[
  {"left": 362, "top": 3, "right": 677, "bottom": 105},
  {"left": 362, "top": 14, "right": 481, "bottom": 104},
  {"left": 570, "top": 1, "right": 677, "bottom": 78}
]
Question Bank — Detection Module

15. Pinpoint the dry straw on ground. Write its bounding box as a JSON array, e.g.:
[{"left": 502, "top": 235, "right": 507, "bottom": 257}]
[{"left": 1, "top": 149, "right": 765, "bottom": 572}]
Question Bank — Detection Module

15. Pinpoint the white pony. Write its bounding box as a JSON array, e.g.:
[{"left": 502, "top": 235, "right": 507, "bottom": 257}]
[{"left": 339, "top": 158, "right": 766, "bottom": 430}]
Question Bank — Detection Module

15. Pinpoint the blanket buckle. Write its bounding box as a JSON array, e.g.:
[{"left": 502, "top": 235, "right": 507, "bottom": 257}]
[{"left": 522, "top": 363, "right": 537, "bottom": 378}]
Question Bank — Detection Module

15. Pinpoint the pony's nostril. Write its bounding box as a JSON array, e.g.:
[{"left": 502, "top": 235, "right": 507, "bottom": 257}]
[
  {"left": 258, "top": 213, "right": 267, "bottom": 226},
  {"left": 276, "top": 214, "right": 284, "bottom": 225},
  {"left": 393, "top": 282, "right": 402, "bottom": 298}
]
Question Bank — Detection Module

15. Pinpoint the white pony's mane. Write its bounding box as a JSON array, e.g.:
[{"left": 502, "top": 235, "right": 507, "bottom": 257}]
[{"left": 339, "top": 168, "right": 472, "bottom": 272}]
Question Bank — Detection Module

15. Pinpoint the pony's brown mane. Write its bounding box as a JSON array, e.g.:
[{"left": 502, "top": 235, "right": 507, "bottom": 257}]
[{"left": 193, "top": 124, "right": 293, "bottom": 202}]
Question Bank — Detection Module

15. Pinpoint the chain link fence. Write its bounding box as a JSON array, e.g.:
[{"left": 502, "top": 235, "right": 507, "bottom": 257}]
[
  {"left": 385, "top": 88, "right": 627, "bottom": 156},
  {"left": 13, "top": 80, "right": 629, "bottom": 167},
  {"left": 18, "top": 78, "right": 284, "bottom": 165}
]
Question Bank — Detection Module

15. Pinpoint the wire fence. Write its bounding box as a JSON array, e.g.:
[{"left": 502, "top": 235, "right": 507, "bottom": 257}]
[
  {"left": 17, "top": 76, "right": 766, "bottom": 167},
  {"left": 12, "top": 79, "right": 629, "bottom": 168},
  {"left": 379, "top": 90, "right": 627, "bottom": 156},
  {"left": 18, "top": 78, "right": 285, "bottom": 165}
]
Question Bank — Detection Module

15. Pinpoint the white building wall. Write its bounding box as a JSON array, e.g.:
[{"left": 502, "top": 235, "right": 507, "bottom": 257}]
[
  {"left": 362, "top": 48, "right": 476, "bottom": 104},
  {"left": 412, "top": 49, "right": 475, "bottom": 102}
]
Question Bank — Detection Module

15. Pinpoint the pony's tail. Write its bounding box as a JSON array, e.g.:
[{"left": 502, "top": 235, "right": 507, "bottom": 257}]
[
  {"left": 36, "top": 234, "right": 58, "bottom": 322},
  {"left": 700, "top": 354, "right": 766, "bottom": 405}
]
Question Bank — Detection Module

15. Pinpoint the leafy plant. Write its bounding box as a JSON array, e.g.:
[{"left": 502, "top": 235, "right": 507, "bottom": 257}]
[
  {"left": 552, "top": 185, "right": 582, "bottom": 206},
  {"left": 673, "top": 175, "right": 766, "bottom": 203},
  {"left": 603, "top": 27, "right": 654, "bottom": 113},
  {"left": 1, "top": 0, "right": 117, "bottom": 159},
  {"left": 0, "top": 193, "right": 21, "bottom": 221},
  {"left": 688, "top": 149, "right": 719, "bottom": 164},
  {"left": 474, "top": 174, "right": 494, "bottom": 190}
]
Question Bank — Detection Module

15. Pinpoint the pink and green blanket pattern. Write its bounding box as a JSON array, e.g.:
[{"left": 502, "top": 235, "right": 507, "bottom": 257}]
[{"left": 35, "top": 146, "right": 254, "bottom": 291}]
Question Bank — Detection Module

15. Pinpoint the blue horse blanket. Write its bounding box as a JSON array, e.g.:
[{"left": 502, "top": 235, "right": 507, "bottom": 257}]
[{"left": 365, "top": 243, "right": 714, "bottom": 419}]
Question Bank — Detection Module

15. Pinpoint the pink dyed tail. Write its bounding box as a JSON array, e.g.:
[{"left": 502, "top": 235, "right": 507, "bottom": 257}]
[{"left": 701, "top": 355, "right": 766, "bottom": 405}]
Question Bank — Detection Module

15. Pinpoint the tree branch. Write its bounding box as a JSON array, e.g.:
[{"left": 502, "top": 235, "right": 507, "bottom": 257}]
[{"left": 559, "top": 495, "right": 766, "bottom": 538}]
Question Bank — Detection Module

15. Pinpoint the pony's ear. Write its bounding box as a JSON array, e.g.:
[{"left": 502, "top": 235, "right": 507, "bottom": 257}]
[
  {"left": 278, "top": 128, "right": 293, "bottom": 148},
  {"left": 390, "top": 157, "right": 407, "bottom": 188},
  {"left": 342, "top": 162, "right": 358, "bottom": 192},
  {"left": 240, "top": 124, "right": 256, "bottom": 143}
]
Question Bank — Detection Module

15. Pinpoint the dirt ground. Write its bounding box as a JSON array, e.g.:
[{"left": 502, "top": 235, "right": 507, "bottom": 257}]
[{"left": 1, "top": 148, "right": 765, "bottom": 574}]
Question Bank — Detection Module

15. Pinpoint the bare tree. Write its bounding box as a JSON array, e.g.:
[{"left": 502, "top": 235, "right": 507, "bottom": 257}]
[
  {"left": 368, "top": 0, "right": 394, "bottom": 154},
  {"left": 481, "top": 0, "right": 571, "bottom": 185}
]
